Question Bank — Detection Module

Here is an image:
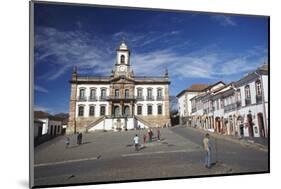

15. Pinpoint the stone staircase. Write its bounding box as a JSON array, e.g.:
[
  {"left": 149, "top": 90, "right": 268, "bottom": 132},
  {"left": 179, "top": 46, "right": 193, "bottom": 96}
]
[
  {"left": 86, "top": 116, "right": 106, "bottom": 132},
  {"left": 134, "top": 115, "right": 152, "bottom": 128}
]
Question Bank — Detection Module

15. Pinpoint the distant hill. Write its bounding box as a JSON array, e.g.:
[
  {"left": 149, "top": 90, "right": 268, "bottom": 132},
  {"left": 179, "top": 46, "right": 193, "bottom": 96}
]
[
  {"left": 54, "top": 113, "right": 69, "bottom": 119},
  {"left": 34, "top": 111, "right": 69, "bottom": 124}
]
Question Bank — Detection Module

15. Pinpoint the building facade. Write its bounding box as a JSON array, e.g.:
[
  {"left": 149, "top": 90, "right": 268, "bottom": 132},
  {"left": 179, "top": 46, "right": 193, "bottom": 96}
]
[
  {"left": 188, "top": 64, "right": 268, "bottom": 138},
  {"left": 34, "top": 111, "right": 64, "bottom": 137},
  {"left": 67, "top": 41, "right": 171, "bottom": 134},
  {"left": 176, "top": 84, "right": 209, "bottom": 126}
]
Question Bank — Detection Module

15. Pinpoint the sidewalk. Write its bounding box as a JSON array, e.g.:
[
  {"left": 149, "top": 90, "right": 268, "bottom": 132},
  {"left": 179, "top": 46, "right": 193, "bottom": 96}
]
[{"left": 179, "top": 125, "right": 268, "bottom": 152}]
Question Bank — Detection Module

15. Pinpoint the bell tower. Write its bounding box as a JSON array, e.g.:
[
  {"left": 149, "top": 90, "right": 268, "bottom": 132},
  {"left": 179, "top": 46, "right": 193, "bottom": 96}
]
[{"left": 114, "top": 40, "right": 131, "bottom": 77}]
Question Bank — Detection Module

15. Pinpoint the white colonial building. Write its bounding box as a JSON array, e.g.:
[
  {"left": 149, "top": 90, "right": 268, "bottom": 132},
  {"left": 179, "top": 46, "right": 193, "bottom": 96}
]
[
  {"left": 67, "top": 41, "right": 171, "bottom": 134},
  {"left": 188, "top": 64, "right": 268, "bottom": 138},
  {"left": 34, "top": 111, "right": 63, "bottom": 137},
  {"left": 176, "top": 84, "right": 209, "bottom": 126}
]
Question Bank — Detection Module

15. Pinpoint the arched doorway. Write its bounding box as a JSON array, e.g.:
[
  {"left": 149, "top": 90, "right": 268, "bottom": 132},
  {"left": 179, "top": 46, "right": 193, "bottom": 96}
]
[
  {"left": 113, "top": 106, "right": 120, "bottom": 117},
  {"left": 215, "top": 117, "right": 221, "bottom": 133},
  {"left": 257, "top": 113, "right": 265, "bottom": 138},
  {"left": 247, "top": 113, "right": 254, "bottom": 137},
  {"left": 237, "top": 116, "right": 244, "bottom": 137},
  {"left": 124, "top": 105, "right": 130, "bottom": 117}
]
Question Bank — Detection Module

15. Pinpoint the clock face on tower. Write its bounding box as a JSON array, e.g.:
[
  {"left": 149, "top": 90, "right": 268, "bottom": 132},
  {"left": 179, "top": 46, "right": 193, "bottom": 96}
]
[{"left": 120, "top": 65, "right": 125, "bottom": 72}]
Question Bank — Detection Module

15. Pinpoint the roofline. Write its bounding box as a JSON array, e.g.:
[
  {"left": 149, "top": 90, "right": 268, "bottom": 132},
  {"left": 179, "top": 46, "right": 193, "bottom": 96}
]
[{"left": 204, "top": 81, "right": 225, "bottom": 90}]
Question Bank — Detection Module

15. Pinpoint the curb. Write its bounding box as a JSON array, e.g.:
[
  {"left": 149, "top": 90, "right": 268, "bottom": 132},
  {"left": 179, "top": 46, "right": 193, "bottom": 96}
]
[{"left": 185, "top": 126, "right": 268, "bottom": 152}]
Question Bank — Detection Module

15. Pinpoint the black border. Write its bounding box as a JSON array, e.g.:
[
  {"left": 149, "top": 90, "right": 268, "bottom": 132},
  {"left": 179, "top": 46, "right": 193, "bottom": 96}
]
[{"left": 29, "top": 1, "right": 270, "bottom": 188}]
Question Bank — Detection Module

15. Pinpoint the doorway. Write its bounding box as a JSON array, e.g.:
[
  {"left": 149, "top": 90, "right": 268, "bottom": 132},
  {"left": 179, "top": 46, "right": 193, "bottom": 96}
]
[{"left": 257, "top": 113, "right": 265, "bottom": 138}]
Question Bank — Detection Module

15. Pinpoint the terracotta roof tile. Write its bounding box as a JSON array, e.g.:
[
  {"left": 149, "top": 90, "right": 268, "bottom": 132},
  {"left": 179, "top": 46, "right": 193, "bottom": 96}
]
[{"left": 186, "top": 84, "right": 209, "bottom": 92}]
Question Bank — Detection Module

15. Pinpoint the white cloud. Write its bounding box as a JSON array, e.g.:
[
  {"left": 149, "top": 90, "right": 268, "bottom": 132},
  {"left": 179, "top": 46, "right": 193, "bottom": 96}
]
[
  {"left": 35, "top": 26, "right": 266, "bottom": 82},
  {"left": 34, "top": 105, "right": 51, "bottom": 112},
  {"left": 131, "top": 44, "right": 266, "bottom": 80},
  {"left": 35, "top": 26, "right": 114, "bottom": 80},
  {"left": 34, "top": 85, "right": 48, "bottom": 93},
  {"left": 211, "top": 15, "right": 236, "bottom": 26}
]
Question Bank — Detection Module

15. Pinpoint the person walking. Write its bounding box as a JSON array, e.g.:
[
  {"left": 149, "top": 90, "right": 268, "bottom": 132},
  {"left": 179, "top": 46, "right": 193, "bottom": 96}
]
[
  {"left": 143, "top": 133, "right": 147, "bottom": 144},
  {"left": 148, "top": 129, "right": 153, "bottom": 142},
  {"left": 65, "top": 136, "right": 70, "bottom": 149},
  {"left": 203, "top": 133, "right": 211, "bottom": 168},
  {"left": 157, "top": 127, "right": 161, "bottom": 141},
  {"left": 79, "top": 132, "right": 83, "bottom": 145},
  {"left": 76, "top": 132, "right": 80, "bottom": 145},
  {"left": 133, "top": 134, "right": 139, "bottom": 151}
]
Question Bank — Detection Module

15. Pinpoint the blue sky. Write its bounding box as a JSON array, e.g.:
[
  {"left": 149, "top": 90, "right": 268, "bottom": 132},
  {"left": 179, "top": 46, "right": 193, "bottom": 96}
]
[{"left": 34, "top": 3, "right": 268, "bottom": 114}]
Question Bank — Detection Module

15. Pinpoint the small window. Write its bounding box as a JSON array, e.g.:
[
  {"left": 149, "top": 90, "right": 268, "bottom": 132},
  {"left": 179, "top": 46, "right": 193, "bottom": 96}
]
[
  {"left": 147, "top": 88, "right": 152, "bottom": 97},
  {"left": 101, "top": 88, "right": 107, "bottom": 98},
  {"left": 89, "top": 106, "right": 95, "bottom": 116},
  {"left": 125, "top": 89, "right": 129, "bottom": 97},
  {"left": 79, "top": 88, "right": 85, "bottom": 99},
  {"left": 120, "top": 55, "right": 125, "bottom": 64},
  {"left": 90, "top": 88, "right": 96, "bottom": 98},
  {"left": 137, "top": 88, "right": 143, "bottom": 98},
  {"left": 147, "top": 105, "right": 153, "bottom": 115},
  {"left": 245, "top": 85, "right": 251, "bottom": 98},
  {"left": 157, "top": 105, "right": 162, "bottom": 115},
  {"left": 100, "top": 106, "right": 106, "bottom": 116},
  {"left": 78, "top": 106, "right": 84, "bottom": 116},
  {"left": 115, "top": 89, "right": 119, "bottom": 97},
  {"left": 256, "top": 80, "right": 262, "bottom": 96},
  {"left": 137, "top": 105, "right": 142, "bottom": 115},
  {"left": 157, "top": 88, "right": 162, "bottom": 97},
  {"left": 236, "top": 89, "right": 241, "bottom": 101}
]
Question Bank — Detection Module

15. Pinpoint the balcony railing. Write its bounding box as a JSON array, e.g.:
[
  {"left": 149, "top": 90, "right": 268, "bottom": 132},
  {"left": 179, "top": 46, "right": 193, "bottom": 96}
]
[
  {"left": 236, "top": 101, "right": 241, "bottom": 108},
  {"left": 256, "top": 95, "right": 262, "bottom": 104},
  {"left": 136, "top": 96, "right": 144, "bottom": 101},
  {"left": 156, "top": 96, "right": 163, "bottom": 101},
  {"left": 192, "top": 108, "right": 197, "bottom": 113},
  {"left": 99, "top": 96, "right": 108, "bottom": 101},
  {"left": 146, "top": 96, "right": 155, "bottom": 101},
  {"left": 245, "top": 98, "right": 251, "bottom": 106},
  {"left": 224, "top": 103, "right": 237, "bottom": 113},
  {"left": 108, "top": 95, "right": 136, "bottom": 100},
  {"left": 88, "top": 96, "right": 97, "bottom": 101},
  {"left": 77, "top": 96, "right": 87, "bottom": 101}
]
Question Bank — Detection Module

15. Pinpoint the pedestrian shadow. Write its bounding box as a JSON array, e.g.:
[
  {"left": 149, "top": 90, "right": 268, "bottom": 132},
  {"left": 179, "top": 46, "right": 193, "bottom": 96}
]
[
  {"left": 81, "top": 141, "right": 91, "bottom": 145},
  {"left": 138, "top": 145, "right": 146, "bottom": 151}
]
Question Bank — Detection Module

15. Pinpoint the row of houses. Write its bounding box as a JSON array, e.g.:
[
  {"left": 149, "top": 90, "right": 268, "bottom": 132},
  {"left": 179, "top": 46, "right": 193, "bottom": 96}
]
[
  {"left": 177, "top": 64, "right": 268, "bottom": 138},
  {"left": 34, "top": 111, "right": 68, "bottom": 145}
]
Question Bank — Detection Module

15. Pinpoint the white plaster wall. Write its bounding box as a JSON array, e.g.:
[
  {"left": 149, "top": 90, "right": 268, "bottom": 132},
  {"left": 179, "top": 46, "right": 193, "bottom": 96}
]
[
  {"left": 76, "top": 84, "right": 110, "bottom": 99},
  {"left": 177, "top": 95, "right": 185, "bottom": 117},
  {"left": 249, "top": 81, "right": 256, "bottom": 104},
  {"left": 238, "top": 104, "right": 264, "bottom": 137},
  {"left": 37, "top": 118, "right": 48, "bottom": 135},
  {"left": 214, "top": 108, "right": 224, "bottom": 118},
  {"left": 75, "top": 83, "right": 110, "bottom": 118},
  {"left": 117, "top": 51, "right": 129, "bottom": 65},
  {"left": 76, "top": 101, "right": 109, "bottom": 117},
  {"left": 135, "top": 102, "right": 164, "bottom": 116},
  {"left": 262, "top": 75, "right": 268, "bottom": 102},
  {"left": 48, "top": 120, "right": 63, "bottom": 135},
  {"left": 187, "top": 92, "right": 198, "bottom": 116},
  {"left": 134, "top": 84, "right": 167, "bottom": 116}
]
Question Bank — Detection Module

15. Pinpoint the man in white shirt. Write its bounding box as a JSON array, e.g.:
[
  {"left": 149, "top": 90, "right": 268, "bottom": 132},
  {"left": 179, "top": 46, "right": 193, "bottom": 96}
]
[
  {"left": 133, "top": 134, "right": 139, "bottom": 151},
  {"left": 203, "top": 133, "right": 211, "bottom": 168}
]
